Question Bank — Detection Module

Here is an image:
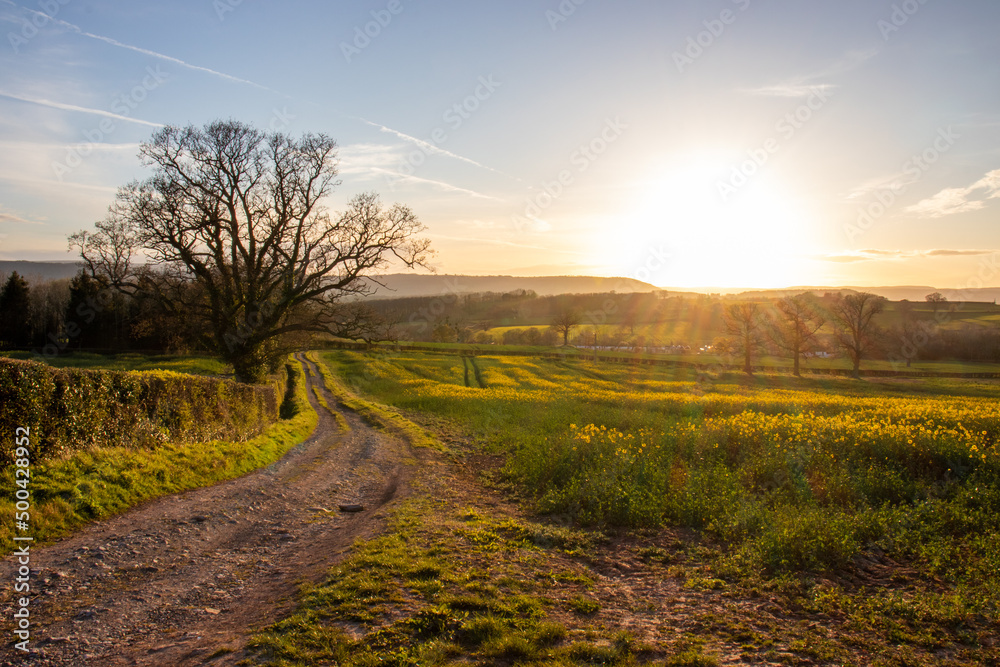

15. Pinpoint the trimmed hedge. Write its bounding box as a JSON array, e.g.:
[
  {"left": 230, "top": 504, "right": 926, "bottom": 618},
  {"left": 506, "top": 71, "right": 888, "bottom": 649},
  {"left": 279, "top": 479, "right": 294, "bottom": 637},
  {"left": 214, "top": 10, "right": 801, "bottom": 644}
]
[{"left": 0, "top": 358, "right": 278, "bottom": 463}]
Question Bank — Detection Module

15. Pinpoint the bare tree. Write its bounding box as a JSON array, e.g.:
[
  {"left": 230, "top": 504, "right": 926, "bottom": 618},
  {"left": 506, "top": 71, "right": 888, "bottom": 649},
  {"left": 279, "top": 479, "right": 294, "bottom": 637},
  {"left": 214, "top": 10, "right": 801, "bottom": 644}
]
[
  {"left": 723, "top": 302, "right": 766, "bottom": 375},
  {"left": 70, "top": 120, "right": 431, "bottom": 382},
  {"left": 832, "top": 292, "right": 886, "bottom": 378},
  {"left": 925, "top": 292, "right": 947, "bottom": 315},
  {"left": 332, "top": 301, "right": 400, "bottom": 349},
  {"left": 768, "top": 294, "right": 825, "bottom": 376},
  {"left": 550, "top": 309, "right": 581, "bottom": 346}
]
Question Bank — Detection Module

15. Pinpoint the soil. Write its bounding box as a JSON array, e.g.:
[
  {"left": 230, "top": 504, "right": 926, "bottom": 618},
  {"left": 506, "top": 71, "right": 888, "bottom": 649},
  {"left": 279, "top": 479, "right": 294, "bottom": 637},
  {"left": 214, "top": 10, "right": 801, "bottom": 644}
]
[{"left": 0, "top": 354, "right": 419, "bottom": 666}]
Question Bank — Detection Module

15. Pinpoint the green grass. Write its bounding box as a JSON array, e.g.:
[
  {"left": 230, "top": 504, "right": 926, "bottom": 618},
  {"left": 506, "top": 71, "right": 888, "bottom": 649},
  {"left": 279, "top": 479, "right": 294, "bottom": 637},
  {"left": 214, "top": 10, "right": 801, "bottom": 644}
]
[
  {"left": 0, "top": 357, "right": 316, "bottom": 557},
  {"left": 248, "top": 496, "right": 650, "bottom": 666}
]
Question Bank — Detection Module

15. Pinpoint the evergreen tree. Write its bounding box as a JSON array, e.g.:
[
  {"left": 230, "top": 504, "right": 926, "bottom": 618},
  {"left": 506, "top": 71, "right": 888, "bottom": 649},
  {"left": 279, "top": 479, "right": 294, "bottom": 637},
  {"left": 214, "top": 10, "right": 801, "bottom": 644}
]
[
  {"left": 64, "top": 272, "right": 122, "bottom": 349},
  {"left": 0, "top": 272, "right": 32, "bottom": 348}
]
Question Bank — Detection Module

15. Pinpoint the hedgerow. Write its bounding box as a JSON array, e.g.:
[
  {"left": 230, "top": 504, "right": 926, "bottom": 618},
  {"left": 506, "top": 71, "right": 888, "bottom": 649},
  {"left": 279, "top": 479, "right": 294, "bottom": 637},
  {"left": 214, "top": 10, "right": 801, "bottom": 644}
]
[{"left": 0, "top": 357, "right": 278, "bottom": 463}]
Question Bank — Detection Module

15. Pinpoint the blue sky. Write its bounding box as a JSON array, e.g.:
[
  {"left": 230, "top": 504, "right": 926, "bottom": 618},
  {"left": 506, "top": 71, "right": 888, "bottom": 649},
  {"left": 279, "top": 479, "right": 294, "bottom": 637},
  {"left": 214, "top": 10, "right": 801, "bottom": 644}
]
[{"left": 1, "top": 0, "right": 998, "bottom": 289}]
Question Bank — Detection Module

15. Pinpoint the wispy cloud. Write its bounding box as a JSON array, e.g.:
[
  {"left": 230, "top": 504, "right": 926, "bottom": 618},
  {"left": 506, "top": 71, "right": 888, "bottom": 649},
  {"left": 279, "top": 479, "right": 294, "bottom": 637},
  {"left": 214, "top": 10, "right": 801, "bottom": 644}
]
[
  {"left": 0, "top": 90, "right": 163, "bottom": 127},
  {"left": 0, "top": 140, "right": 140, "bottom": 152},
  {"left": 743, "top": 83, "right": 836, "bottom": 98},
  {"left": 356, "top": 117, "right": 514, "bottom": 179},
  {"left": 820, "top": 248, "right": 995, "bottom": 262},
  {"left": 844, "top": 171, "right": 915, "bottom": 201},
  {"left": 925, "top": 249, "right": 996, "bottom": 257},
  {"left": 742, "top": 49, "right": 876, "bottom": 98},
  {"left": 0, "top": 208, "right": 42, "bottom": 225},
  {"left": 0, "top": 170, "right": 119, "bottom": 195},
  {"left": 1, "top": 0, "right": 279, "bottom": 94},
  {"left": 905, "top": 169, "right": 1000, "bottom": 218},
  {"left": 337, "top": 142, "right": 407, "bottom": 170}
]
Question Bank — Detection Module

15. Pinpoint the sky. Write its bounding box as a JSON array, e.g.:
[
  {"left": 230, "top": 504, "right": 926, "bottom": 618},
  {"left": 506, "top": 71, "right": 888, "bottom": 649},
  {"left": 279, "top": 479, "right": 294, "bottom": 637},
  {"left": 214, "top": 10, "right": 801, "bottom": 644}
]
[{"left": 1, "top": 0, "right": 999, "bottom": 290}]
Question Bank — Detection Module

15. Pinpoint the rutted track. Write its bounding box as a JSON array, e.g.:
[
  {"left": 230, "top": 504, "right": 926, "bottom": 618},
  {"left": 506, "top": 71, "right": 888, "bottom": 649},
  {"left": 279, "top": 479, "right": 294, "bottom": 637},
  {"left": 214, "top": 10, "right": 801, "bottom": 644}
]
[{"left": 0, "top": 354, "right": 419, "bottom": 666}]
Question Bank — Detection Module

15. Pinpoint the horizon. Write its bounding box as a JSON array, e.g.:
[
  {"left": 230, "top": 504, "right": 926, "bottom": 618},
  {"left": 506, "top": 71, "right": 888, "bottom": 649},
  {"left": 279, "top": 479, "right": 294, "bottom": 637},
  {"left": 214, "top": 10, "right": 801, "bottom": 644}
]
[
  {"left": 2, "top": 1, "right": 999, "bottom": 290},
  {"left": 3, "top": 259, "right": 1000, "bottom": 296}
]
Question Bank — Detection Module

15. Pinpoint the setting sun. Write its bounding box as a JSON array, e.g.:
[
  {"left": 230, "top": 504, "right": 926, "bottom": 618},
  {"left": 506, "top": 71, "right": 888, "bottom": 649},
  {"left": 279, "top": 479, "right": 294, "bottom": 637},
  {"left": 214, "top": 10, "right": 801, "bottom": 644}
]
[{"left": 604, "top": 158, "right": 818, "bottom": 287}]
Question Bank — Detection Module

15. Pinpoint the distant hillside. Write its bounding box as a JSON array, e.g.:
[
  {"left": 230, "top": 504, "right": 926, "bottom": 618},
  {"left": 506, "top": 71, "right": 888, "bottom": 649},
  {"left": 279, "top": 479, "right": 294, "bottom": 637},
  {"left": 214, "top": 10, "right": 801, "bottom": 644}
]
[
  {"left": 360, "top": 274, "right": 660, "bottom": 299},
  {"left": 0, "top": 260, "right": 82, "bottom": 282},
  {"left": 732, "top": 286, "right": 1000, "bottom": 303},
  {"left": 5, "top": 263, "right": 998, "bottom": 304},
  {"left": 732, "top": 285, "right": 1000, "bottom": 302}
]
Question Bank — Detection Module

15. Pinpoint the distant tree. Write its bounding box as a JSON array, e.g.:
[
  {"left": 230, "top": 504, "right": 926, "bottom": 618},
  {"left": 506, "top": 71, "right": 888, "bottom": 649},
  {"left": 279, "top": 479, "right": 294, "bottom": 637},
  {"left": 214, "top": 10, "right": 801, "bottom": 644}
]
[
  {"left": 832, "top": 292, "right": 886, "bottom": 377},
  {"left": 471, "top": 330, "right": 495, "bottom": 345},
  {"left": 897, "top": 299, "right": 914, "bottom": 321},
  {"left": 502, "top": 328, "right": 525, "bottom": 345},
  {"left": 63, "top": 272, "right": 127, "bottom": 350},
  {"left": 925, "top": 292, "right": 947, "bottom": 315},
  {"left": 0, "top": 272, "right": 32, "bottom": 348},
  {"left": 893, "top": 299, "right": 921, "bottom": 367},
  {"left": 620, "top": 307, "right": 639, "bottom": 336},
  {"left": 711, "top": 335, "right": 738, "bottom": 357},
  {"left": 27, "top": 278, "right": 70, "bottom": 348},
  {"left": 432, "top": 322, "right": 457, "bottom": 343},
  {"left": 768, "top": 295, "right": 825, "bottom": 376},
  {"left": 334, "top": 302, "right": 398, "bottom": 348},
  {"left": 723, "top": 302, "right": 766, "bottom": 375},
  {"left": 551, "top": 309, "right": 581, "bottom": 346}
]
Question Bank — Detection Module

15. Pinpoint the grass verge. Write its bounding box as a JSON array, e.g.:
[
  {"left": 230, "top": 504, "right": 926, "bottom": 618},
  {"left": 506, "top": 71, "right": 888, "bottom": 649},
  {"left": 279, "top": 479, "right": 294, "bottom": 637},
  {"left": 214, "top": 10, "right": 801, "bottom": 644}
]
[{"left": 0, "top": 357, "right": 317, "bottom": 557}]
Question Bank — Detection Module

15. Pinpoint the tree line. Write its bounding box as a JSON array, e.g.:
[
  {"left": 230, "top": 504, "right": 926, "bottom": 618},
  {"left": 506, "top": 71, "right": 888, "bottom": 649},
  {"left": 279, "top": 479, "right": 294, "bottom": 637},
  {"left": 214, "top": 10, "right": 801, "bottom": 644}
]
[{"left": 359, "top": 288, "right": 998, "bottom": 376}]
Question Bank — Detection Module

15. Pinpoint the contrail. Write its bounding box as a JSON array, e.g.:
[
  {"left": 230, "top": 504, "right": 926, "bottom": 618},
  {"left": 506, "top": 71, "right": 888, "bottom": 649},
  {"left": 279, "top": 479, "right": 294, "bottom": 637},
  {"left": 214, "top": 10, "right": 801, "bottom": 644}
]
[
  {"left": 356, "top": 117, "right": 516, "bottom": 180},
  {"left": 0, "top": 90, "right": 164, "bottom": 127},
  {"left": 367, "top": 167, "right": 503, "bottom": 201},
  {"left": 1, "top": 0, "right": 279, "bottom": 94}
]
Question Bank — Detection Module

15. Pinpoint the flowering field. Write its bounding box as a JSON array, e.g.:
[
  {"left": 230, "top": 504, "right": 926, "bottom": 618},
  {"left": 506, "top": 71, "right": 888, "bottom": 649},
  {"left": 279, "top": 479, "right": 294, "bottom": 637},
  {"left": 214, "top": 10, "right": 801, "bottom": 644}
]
[{"left": 322, "top": 350, "right": 1000, "bottom": 584}]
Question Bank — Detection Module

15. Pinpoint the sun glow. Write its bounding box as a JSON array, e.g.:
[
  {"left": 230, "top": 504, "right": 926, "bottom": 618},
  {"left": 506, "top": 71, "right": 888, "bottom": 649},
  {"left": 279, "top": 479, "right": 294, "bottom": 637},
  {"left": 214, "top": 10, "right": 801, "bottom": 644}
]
[{"left": 603, "top": 158, "right": 819, "bottom": 289}]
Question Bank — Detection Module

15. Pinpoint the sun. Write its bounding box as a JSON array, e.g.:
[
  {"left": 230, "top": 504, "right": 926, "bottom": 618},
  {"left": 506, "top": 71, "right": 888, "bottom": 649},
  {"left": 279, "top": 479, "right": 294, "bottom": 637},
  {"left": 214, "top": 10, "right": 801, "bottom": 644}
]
[{"left": 602, "top": 157, "right": 819, "bottom": 288}]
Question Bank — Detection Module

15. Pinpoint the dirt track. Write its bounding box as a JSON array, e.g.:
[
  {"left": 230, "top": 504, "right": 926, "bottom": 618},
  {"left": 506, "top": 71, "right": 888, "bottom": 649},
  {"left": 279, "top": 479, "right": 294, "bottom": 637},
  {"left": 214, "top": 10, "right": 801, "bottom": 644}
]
[{"left": 0, "top": 354, "right": 416, "bottom": 666}]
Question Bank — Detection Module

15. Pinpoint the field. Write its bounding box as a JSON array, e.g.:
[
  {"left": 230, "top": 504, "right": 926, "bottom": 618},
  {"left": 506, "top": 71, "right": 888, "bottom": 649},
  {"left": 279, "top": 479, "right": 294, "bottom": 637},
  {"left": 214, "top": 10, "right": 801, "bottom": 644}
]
[
  {"left": 275, "top": 349, "right": 1000, "bottom": 665},
  {"left": 432, "top": 338, "right": 1000, "bottom": 376}
]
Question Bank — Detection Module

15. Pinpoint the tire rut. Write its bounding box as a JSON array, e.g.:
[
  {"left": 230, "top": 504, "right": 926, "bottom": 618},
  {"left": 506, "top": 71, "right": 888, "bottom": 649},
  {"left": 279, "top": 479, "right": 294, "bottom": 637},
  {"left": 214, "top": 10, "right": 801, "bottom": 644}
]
[{"left": 0, "top": 354, "right": 418, "bottom": 667}]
